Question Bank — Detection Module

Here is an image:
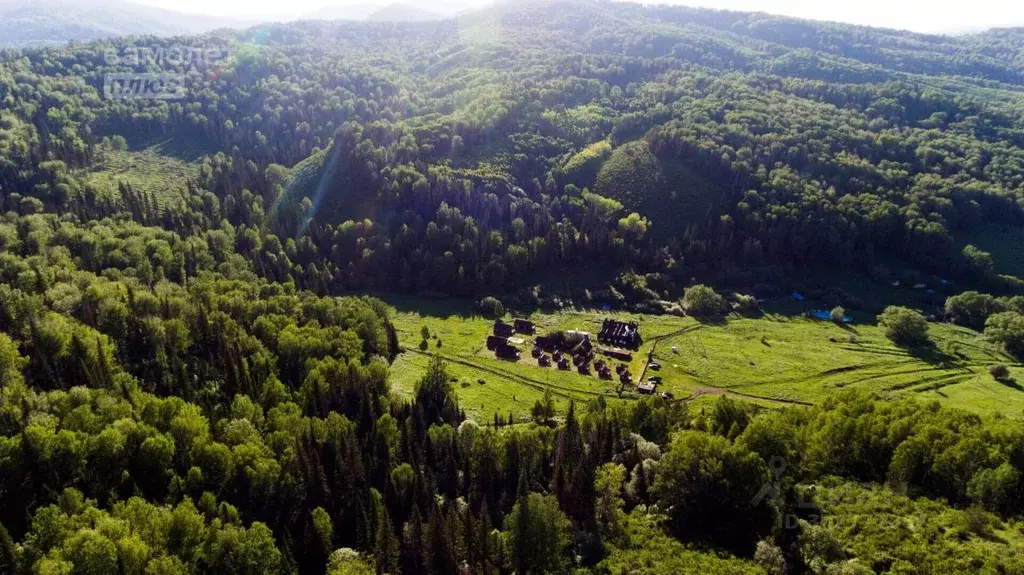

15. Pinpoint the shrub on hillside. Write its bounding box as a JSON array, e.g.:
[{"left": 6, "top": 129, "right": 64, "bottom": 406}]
[
  {"left": 830, "top": 306, "right": 846, "bottom": 324},
  {"left": 733, "top": 294, "right": 759, "bottom": 314},
  {"left": 682, "top": 284, "right": 726, "bottom": 317},
  {"left": 988, "top": 364, "right": 1010, "bottom": 381},
  {"left": 877, "top": 306, "right": 929, "bottom": 347},
  {"left": 984, "top": 311, "right": 1024, "bottom": 358},
  {"left": 477, "top": 296, "right": 504, "bottom": 319}
]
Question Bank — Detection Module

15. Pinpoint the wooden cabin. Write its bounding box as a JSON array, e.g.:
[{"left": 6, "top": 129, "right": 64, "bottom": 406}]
[
  {"left": 495, "top": 342, "right": 520, "bottom": 360},
  {"left": 494, "top": 320, "right": 514, "bottom": 337},
  {"left": 599, "top": 319, "right": 640, "bottom": 348},
  {"left": 602, "top": 348, "right": 633, "bottom": 361},
  {"left": 514, "top": 319, "right": 536, "bottom": 334},
  {"left": 535, "top": 335, "right": 558, "bottom": 351},
  {"left": 486, "top": 335, "right": 507, "bottom": 350}
]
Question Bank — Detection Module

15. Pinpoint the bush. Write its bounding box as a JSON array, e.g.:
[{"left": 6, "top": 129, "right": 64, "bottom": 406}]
[
  {"left": 733, "top": 294, "right": 759, "bottom": 314},
  {"left": 830, "top": 306, "right": 846, "bottom": 324},
  {"left": 477, "top": 296, "right": 504, "bottom": 319},
  {"left": 682, "top": 284, "right": 726, "bottom": 317},
  {"left": 984, "top": 311, "right": 1024, "bottom": 358},
  {"left": 988, "top": 364, "right": 1010, "bottom": 381},
  {"left": 877, "top": 306, "right": 929, "bottom": 347},
  {"left": 945, "top": 291, "right": 1004, "bottom": 328}
]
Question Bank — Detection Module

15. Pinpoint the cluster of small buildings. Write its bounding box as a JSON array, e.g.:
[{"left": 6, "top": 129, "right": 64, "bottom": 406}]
[
  {"left": 530, "top": 325, "right": 635, "bottom": 382},
  {"left": 488, "top": 318, "right": 644, "bottom": 388},
  {"left": 488, "top": 319, "right": 536, "bottom": 360}
]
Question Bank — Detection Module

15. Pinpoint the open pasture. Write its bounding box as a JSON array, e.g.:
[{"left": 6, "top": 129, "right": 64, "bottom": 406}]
[{"left": 386, "top": 296, "right": 1024, "bottom": 420}]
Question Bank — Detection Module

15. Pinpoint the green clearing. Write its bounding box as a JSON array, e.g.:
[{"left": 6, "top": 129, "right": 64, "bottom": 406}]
[
  {"left": 82, "top": 139, "right": 201, "bottom": 207},
  {"left": 386, "top": 296, "right": 1024, "bottom": 421},
  {"left": 814, "top": 478, "right": 1024, "bottom": 572}
]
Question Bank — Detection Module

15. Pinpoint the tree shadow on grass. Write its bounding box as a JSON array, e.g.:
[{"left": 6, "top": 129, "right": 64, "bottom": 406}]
[
  {"left": 690, "top": 314, "right": 728, "bottom": 327},
  {"left": 121, "top": 136, "right": 219, "bottom": 162},
  {"left": 995, "top": 376, "right": 1019, "bottom": 388},
  {"left": 370, "top": 292, "right": 477, "bottom": 320},
  {"left": 837, "top": 322, "right": 860, "bottom": 335},
  {"left": 905, "top": 340, "right": 958, "bottom": 367}
]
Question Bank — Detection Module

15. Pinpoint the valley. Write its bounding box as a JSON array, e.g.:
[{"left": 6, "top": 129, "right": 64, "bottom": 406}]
[{"left": 4, "top": 1, "right": 1024, "bottom": 572}]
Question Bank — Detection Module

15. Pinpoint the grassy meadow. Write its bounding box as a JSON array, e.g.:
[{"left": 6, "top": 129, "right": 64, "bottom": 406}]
[
  {"left": 385, "top": 295, "right": 1024, "bottom": 422},
  {"left": 82, "top": 139, "right": 203, "bottom": 207}
]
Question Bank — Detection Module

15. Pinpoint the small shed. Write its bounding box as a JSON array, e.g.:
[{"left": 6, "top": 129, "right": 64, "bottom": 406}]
[
  {"left": 494, "top": 320, "right": 514, "bottom": 337},
  {"left": 496, "top": 343, "right": 520, "bottom": 360},
  {"left": 514, "top": 319, "right": 536, "bottom": 334}
]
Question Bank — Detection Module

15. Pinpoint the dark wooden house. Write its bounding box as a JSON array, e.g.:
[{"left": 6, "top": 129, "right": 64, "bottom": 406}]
[
  {"left": 487, "top": 335, "right": 507, "bottom": 350},
  {"left": 599, "top": 319, "right": 640, "bottom": 348},
  {"left": 535, "top": 335, "right": 558, "bottom": 351},
  {"left": 602, "top": 348, "right": 633, "bottom": 361},
  {"left": 514, "top": 319, "right": 535, "bottom": 334},
  {"left": 494, "top": 320, "right": 514, "bottom": 337},
  {"left": 495, "top": 342, "right": 520, "bottom": 360}
]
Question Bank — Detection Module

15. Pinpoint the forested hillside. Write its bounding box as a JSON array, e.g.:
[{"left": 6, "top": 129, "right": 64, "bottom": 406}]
[{"left": 2, "top": 1, "right": 1024, "bottom": 573}]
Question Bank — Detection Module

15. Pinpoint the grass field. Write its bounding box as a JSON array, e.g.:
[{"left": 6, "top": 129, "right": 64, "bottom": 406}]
[
  {"left": 385, "top": 295, "right": 1024, "bottom": 422},
  {"left": 82, "top": 139, "right": 202, "bottom": 207}
]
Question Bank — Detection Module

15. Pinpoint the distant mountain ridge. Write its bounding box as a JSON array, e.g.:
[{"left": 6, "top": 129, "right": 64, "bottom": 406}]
[
  {"left": 0, "top": 0, "right": 259, "bottom": 48},
  {"left": 366, "top": 3, "right": 444, "bottom": 21},
  {"left": 302, "top": 2, "right": 448, "bottom": 22},
  {"left": 301, "top": 3, "right": 382, "bottom": 21}
]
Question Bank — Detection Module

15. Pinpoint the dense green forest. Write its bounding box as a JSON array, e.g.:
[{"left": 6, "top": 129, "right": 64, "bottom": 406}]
[
  {"left": 2, "top": 0, "right": 1024, "bottom": 572},
  {"left": 4, "top": 0, "right": 1024, "bottom": 301}
]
